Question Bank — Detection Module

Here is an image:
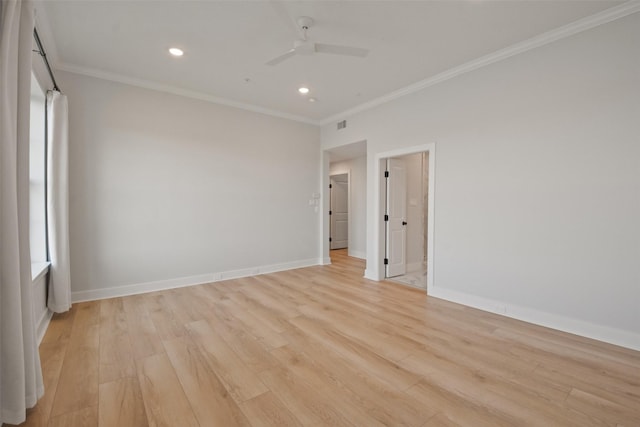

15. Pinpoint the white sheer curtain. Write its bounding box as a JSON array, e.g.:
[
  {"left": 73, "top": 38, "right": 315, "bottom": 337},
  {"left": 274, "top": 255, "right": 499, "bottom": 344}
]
[
  {"left": 0, "top": 0, "right": 45, "bottom": 424},
  {"left": 46, "top": 91, "right": 71, "bottom": 313}
]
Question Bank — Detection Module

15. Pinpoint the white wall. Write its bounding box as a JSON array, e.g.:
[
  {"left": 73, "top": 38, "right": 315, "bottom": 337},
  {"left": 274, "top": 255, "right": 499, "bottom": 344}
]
[
  {"left": 59, "top": 71, "right": 321, "bottom": 300},
  {"left": 330, "top": 156, "right": 367, "bottom": 259},
  {"left": 321, "top": 14, "right": 640, "bottom": 348}
]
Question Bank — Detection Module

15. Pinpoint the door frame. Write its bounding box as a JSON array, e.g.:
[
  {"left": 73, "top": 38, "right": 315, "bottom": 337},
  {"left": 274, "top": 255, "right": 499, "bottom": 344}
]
[
  {"left": 321, "top": 140, "right": 367, "bottom": 266},
  {"left": 329, "top": 171, "right": 350, "bottom": 250},
  {"left": 372, "top": 143, "right": 435, "bottom": 292}
]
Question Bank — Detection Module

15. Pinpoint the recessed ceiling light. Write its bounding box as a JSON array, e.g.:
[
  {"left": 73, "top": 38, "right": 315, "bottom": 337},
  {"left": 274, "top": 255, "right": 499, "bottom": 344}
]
[
  {"left": 169, "top": 47, "right": 184, "bottom": 57},
  {"left": 298, "top": 87, "right": 310, "bottom": 94},
  {"left": 308, "top": 97, "right": 317, "bottom": 103}
]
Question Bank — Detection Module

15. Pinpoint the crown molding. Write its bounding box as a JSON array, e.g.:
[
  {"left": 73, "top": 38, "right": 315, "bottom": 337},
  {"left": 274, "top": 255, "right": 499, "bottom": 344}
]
[
  {"left": 53, "top": 62, "right": 320, "bottom": 125},
  {"left": 319, "top": 1, "right": 640, "bottom": 126}
]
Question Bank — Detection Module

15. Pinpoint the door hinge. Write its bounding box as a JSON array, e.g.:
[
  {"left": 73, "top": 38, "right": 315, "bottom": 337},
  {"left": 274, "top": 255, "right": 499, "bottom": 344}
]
[
  {"left": 384, "top": 214, "right": 389, "bottom": 221},
  {"left": 329, "top": 184, "right": 332, "bottom": 189},
  {"left": 384, "top": 171, "right": 389, "bottom": 178},
  {"left": 329, "top": 237, "right": 332, "bottom": 242},
  {"left": 329, "top": 210, "right": 332, "bottom": 215},
  {"left": 384, "top": 258, "right": 389, "bottom": 265}
]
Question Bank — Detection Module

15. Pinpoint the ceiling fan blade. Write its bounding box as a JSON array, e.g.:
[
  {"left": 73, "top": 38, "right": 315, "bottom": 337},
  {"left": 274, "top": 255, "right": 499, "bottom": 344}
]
[
  {"left": 315, "top": 43, "right": 369, "bottom": 58},
  {"left": 266, "top": 49, "right": 296, "bottom": 66}
]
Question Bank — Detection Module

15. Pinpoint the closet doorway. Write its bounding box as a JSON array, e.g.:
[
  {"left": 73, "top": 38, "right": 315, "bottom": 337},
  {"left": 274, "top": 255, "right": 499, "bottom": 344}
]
[
  {"left": 330, "top": 173, "right": 349, "bottom": 250},
  {"left": 384, "top": 152, "right": 429, "bottom": 289}
]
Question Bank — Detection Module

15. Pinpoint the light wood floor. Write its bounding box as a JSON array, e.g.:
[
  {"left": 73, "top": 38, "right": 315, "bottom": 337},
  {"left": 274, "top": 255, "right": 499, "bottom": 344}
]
[{"left": 10, "top": 249, "right": 640, "bottom": 426}]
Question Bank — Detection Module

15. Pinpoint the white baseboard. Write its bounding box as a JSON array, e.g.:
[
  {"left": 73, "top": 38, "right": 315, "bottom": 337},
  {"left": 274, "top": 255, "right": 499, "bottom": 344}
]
[
  {"left": 363, "top": 269, "right": 380, "bottom": 281},
  {"left": 348, "top": 250, "right": 366, "bottom": 260},
  {"left": 429, "top": 286, "right": 640, "bottom": 351},
  {"left": 37, "top": 309, "right": 53, "bottom": 345},
  {"left": 71, "top": 258, "right": 320, "bottom": 303}
]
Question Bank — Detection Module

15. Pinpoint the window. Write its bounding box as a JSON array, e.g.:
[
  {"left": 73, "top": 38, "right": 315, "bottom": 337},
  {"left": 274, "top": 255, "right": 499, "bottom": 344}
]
[{"left": 30, "top": 72, "right": 47, "bottom": 265}]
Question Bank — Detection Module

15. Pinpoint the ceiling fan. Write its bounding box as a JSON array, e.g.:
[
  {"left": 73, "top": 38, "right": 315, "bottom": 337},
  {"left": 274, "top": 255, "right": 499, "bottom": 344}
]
[{"left": 266, "top": 16, "right": 369, "bottom": 66}]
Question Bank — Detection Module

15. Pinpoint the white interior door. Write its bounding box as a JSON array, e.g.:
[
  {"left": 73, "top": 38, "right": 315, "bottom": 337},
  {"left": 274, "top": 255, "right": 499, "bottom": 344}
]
[
  {"left": 330, "top": 175, "right": 348, "bottom": 249},
  {"left": 386, "top": 158, "right": 407, "bottom": 277}
]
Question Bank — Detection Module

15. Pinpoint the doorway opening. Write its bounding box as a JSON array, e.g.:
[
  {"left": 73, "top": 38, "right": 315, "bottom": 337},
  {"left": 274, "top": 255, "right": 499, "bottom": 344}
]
[
  {"left": 330, "top": 173, "right": 349, "bottom": 250},
  {"left": 323, "top": 140, "right": 367, "bottom": 267},
  {"left": 384, "top": 153, "right": 429, "bottom": 289},
  {"left": 375, "top": 143, "right": 435, "bottom": 291}
]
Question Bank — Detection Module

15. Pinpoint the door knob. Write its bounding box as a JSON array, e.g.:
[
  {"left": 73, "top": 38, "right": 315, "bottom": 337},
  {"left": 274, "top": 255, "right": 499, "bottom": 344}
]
[{"left": 402, "top": 221, "right": 407, "bottom": 226}]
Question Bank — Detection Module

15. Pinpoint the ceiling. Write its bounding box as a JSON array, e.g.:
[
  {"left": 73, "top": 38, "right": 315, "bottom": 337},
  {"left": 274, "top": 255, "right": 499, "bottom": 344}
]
[{"left": 36, "top": 1, "right": 623, "bottom": 124}]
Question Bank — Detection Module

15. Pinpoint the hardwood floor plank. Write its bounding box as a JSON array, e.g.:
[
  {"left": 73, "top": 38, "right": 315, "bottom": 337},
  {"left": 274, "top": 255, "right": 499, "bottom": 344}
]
[
  {"left": 216, "top": 297, "right": 289, "bottom": 349},
  {"left": 270, "top": 345, "right": 403, "bottom": 427},
  {"left": 48, "top": 406, "right": 97, "bottom": 427},
  {"left": 239, "top": 391, "right": 302, "bottom": 427},
  {"left": 40, "top": 307, "right": 76, "bottom": 346},
  {"left": 34, "top": 340, "right": 68, "bottom": 424},
  {"left": 564, "top": 387, "right": 640, "bottom": 426},
  {"left": 250, "top": 274, "right": 315, "bottom": 307},
  {"left": 185, "top": 319, "right": 269, "bottom": 402},
  {"left": 236, "top": 277, "right": 301, "bottom": 318},
  {"left": 297, "top": 302, "right": 418, "bottom": 362},
  {"left": 421, "top": 413, "right": 466, "bottom": 427},
  {"left": 201, "top": 309, "right": 281, "bottom": 374},
  {"left": 227, "top": 287, "right": 297, "bottom": 334},
  {"left": 224, "top": 290, "right": 282, "bottom": 328},
  {"left": 258, "top": 366, "right": 355, "bottom": 426},
  {"left": 407, "top": 380, "right": 514, "bottom": 427},
  {"left": 162, "top": 337, "right": 251, "bottom": 426},
  {"left": 525, "top": 351, "right": 640, "bottom": 410},
  {"left": 98, "top": 377, "right": 148, "bottom": 427},
  {"left": 287, "top": 315, "right": 421, "bottom": 391},
  {"left": 136, "top": 353, "right": 199, "bottom": 427},
  {"left": 143, "top": 293, "right": 188, "bottom": 341},
  {"left": 122, "top": 295, "right": 165, "bottom": 360},
  {"left": 401, "top": 353, "right": 606, "bottom": 427},
  {"left": 166, "top": 287, "right": 207, "bottom": 324},
  {"left": 384, "top": 321, "right": 571, "bottom": 404},
  {"left": 99, "top": 298, "right": 136, "bottom": 384},
  {"left": 495, "top": 327, "right": 640, "bottom": 377},
  {"left": 49, "top": 301, "right": 100, "bottom": 418},
  {"left": 283, "top": 327, "right": 434, "bottom": 427},
  {"left": 170, "top": 285, "right": 221, "bottom": 322}
]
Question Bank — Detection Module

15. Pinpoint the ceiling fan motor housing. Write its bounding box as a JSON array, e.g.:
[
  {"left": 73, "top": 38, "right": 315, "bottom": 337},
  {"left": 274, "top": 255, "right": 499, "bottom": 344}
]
[{"left": 297, "top": 16, "right": 314, "bottom": 30}]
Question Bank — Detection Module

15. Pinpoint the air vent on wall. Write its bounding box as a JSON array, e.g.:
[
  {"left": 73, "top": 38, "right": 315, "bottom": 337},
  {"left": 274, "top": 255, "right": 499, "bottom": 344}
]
[{"left": 337, "top": 120, "right": 347, "bottom": 130}]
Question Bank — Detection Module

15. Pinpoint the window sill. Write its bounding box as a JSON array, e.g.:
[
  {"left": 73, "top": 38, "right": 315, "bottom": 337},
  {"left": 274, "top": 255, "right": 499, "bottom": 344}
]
[{"left": 31, "top": 262, "right": 50, "bottom": 282}]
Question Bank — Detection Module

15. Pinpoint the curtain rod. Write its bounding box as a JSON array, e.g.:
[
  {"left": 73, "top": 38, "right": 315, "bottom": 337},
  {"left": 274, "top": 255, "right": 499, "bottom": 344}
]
[{"left": 33, "top": 28, "right": 60, "bottom": 92}]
